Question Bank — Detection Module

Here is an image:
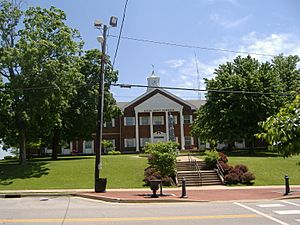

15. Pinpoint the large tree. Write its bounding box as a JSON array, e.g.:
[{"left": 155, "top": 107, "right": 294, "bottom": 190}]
[
  {"left": 192, "top": 55, "right": 299, "bottom": 150},
  {"left": 0, "top": 1, "right": 83, "bottom": 162},
  {"left": 62, "top": 49, "right": 121, "bottom": 143},
  {"left": 257, "top": 95, "right": 300, "bottom": 157}
]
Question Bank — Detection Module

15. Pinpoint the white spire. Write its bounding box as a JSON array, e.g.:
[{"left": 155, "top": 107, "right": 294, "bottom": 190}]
[{"left": 147, "top": 66, "right": 160, "bottom": 91}]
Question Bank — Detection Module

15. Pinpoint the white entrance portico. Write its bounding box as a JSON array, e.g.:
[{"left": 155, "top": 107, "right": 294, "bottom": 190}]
[{"left": 134, "top": 92, "right": 185, "bottom": 151}]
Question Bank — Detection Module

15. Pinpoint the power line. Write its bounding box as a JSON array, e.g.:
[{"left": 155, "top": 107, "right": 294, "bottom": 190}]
[
  {"left": 112, "top": 0, "right": 129, "bottom": 67},
  {"left": 113, "top": 83, "right": 291, "bottom": 96},
  {"left": 0, "top": 83, "right": 292, "bottom": 96},
  {"left": 108, "top": 34, "right": 278, "bottom": 57}
]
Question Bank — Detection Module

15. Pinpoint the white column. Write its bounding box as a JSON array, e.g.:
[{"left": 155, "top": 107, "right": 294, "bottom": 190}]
[
  {"left": 150, "top": 112, "right": 153, "bottom": 143},
  {"left": 180, "top": 111, "right": 185, "bottom": 150},
  {"left": 135, "top": 112, "right": 139, "bottom": 152},
  {"left": 165, "top": 111, "right": 169, "bottom": 142}
]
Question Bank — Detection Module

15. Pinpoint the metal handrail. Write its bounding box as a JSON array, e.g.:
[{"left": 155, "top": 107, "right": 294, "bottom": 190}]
[
  {"left": 193, "top": 159, "right": 202, "bottom": 186},
  {"left": 188, "top": 154, "right": 202, "bottom": 186},
  {"left": 216, "top": 161, "right": 225, "bottom": 184}
]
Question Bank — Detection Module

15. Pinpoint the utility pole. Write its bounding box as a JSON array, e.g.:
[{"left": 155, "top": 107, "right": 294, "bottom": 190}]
[
  {"left": 94, "top": 24, "right": 107, "bottom": 192},
  {"left": 94, "top": 17, "right": 117, "bottom": 193}
]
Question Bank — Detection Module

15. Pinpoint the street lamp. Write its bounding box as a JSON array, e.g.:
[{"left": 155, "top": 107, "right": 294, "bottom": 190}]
[{"left": 94, "top": 16, "right": 117, "bottom": 193}]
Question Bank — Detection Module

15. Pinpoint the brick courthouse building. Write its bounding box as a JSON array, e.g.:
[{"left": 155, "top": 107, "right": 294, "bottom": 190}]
[{"left": 54, "top": 72, "right": 205, "bottom": 155}]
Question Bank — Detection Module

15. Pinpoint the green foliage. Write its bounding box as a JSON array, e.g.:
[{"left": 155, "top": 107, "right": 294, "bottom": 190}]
[
  {"left": 192, "top": 55, "right": 300, "bottom": 147},
  {"left": 102, "top": 140, "right": 113, "bottom": 149},
  {"left": 144, "top": 142, "right": 178, "bottom": 177},
  {"left": 204, "top": 150, "right": 219, "bottom": 169},
  {"left": 107, "top": 150, "right": 121, "bottom": 155},
  {"left": 257, "top": 95, "right": 300, "bottom": 157}
]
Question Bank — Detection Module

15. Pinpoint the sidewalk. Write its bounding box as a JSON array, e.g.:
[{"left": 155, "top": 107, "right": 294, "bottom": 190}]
[
  {"left": 75, "top": 185, "right": 300, "bottom": 203},
  {"left": 2, "top": 186, "right": 300, "bottom": 203}
]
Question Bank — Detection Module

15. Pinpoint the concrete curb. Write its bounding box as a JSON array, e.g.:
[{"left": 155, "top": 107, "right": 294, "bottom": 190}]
[
  {"left": 74, "top": 193, "right": 207, "bottom": 203},
  {"left": 0, "top": 192, "right": 75, "bottom": 198}
]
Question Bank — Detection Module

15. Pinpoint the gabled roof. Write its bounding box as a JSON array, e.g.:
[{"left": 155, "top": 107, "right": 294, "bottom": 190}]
[{"left": 120, "top": 88, "right": 198, "bottom": 111}]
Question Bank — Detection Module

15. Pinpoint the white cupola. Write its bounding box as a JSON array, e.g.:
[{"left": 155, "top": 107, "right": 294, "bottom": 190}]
[{"left": 147, "top": 69, "right": 160, "bottom": 92}]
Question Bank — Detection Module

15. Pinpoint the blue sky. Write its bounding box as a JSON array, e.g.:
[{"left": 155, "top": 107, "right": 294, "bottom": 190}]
[{"left": 24, "top": 0, "right": 300, "bottom": 101}]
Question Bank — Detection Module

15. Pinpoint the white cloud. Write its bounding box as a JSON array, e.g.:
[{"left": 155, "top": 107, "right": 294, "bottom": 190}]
[
  {"left": 210, "top": 13, "right": 251, "bottom": 29},
  {"left": 162, "top": 32, "right": 300, "bottom": 99},
  {"left": 165, "top": 59, "right": 186, "bottom": 68}
]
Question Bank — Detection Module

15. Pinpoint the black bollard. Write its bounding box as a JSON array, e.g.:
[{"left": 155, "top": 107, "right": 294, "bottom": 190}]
[
  {"left": 180, "top": 177, "right": 188, "bottom": 198},
  {"left": 160, "top": 180, "right": 163, "bottom": 196},
  {"left": 284, "top": 175, "right": 290, "bottom": 195}
]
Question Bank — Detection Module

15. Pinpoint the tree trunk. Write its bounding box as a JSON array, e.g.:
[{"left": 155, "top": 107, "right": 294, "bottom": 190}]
[
  {"left": 51, "top": 128, "right": 60, "bottom": 160},
  {"left": 228, "top": 141, "right": 235, "bottom": 151},
  {"left": 19, "top": 128, "right": 27, "bottom": 165},
  {"left": 249, "top": 140, "right": 255, "bottom": 154}
]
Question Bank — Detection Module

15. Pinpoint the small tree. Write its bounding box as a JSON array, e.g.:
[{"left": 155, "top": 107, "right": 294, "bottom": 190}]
[{"left": 144, "top": 142, "right": 178, "bottom": 177}]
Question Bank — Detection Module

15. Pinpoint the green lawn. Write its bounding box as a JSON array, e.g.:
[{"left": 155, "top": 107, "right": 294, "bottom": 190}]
[
  {"left": 224, "top": 150, "right": 300, "bottom": 185},
  {"left": 0, "top": 155, "right": 148, "bottom": 190}
]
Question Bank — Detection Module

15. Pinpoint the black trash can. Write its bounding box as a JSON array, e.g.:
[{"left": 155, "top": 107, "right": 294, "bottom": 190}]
[{"left": 95, "top": 178, "right": 107, "bottom": 193}]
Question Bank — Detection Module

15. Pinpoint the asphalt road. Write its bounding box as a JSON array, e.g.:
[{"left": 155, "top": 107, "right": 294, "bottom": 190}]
[{"left": 0, "top": 196, "right": 300, "bottom": 225}]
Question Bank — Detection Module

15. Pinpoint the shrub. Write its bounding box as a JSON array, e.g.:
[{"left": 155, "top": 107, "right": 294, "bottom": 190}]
[
  {"left": 204, "top": 150, "right": 219, "bottom": 169},
  {"left": 224, "top": 173, "right": 240, "bottom": 184},
  {"left": 241, "top": 172, "right": 255, "bottom": 184},
  {"left": 143, "top": 166, "right": 174, "bottom": 186},
  {"left": 218, "top": 161, "right": 232, "bottom": 175},
  {"left": 144, "top": 142, "right": 178, "bottom": 177},
  {"left": 3, "top": 156, "right": 16, "bottom": 160},
  {"left": 107, "top": 150, "right": 121, "bottom": 155},
  {"left": 218, "top": 152, "right": 228, "bottom": 163},
  {"left": 234, "top": 164, "right": 248, "bottom": 173}
]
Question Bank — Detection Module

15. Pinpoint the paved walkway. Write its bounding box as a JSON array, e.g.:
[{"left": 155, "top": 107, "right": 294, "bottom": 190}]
[
  {"left": 75, "top": 186, "right": 300, "bottom": 203},
  {"left": 2, "top": 186, "right": 300, "bottom": 203}
]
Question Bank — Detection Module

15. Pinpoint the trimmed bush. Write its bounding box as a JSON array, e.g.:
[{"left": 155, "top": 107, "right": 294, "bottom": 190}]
[
  {"left": 218, "top": 161, "right": 232, "bottom": 175},
  {"left": 107, "top": 150, "right": 121, "bottom": 155},
  {"left": 204, "top": 150, "right": 219, "bottom": 169},
  {"left": 218, "top": 152, "right": 228, "bottom": 163},
  {"left": 235, "top": 164, "right": 248, "bottom": 173},
  {"left": 224, "top": 173, "right": 240, "bottom": 184},
  {"left": 241, "top": 172, "right": 255, "bottom": 184}
]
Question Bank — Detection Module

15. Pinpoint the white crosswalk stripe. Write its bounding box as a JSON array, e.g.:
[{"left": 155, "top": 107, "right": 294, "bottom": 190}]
[
  {"left": 257, "top": 204, "right": 285, "bottom": 208},
  {"left": 274, "top": 210, "right": 300, "bottom": 215}
]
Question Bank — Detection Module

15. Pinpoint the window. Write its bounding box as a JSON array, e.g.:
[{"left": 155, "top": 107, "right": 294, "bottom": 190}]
[
  {"left": 140, "top": 138, "right": 151, "bottom": 147},
  {"left": 124, "top": 117, "right": 135, "bottom": 126},
  {"left": 84, "top": 140, "right": 93, "bottom": 149},
  {"left": 124, "top": 138, "right": 136, "bottom": 148},
  {"left": 184, "top": 115, "right": 192, "bottom": 124},
  {"left": 140, "top": 116, "right": 150, "bottom": 125},
  {"left": 104, "top": 118, "right": 115, "bottom": 128},
  {"left": 153, "top": 116, "right": 164, "bottom": 125},
  {"left": 184, "top": 136, "right": 193, "bottom": 146}
]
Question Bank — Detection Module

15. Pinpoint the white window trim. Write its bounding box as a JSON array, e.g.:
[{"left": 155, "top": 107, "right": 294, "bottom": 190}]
[
  {"left": 140, "top": 138, "right": 150, "bottom": 147},
  {"left": 139, "top": 116, "right": 150, "bottom": 125},
  {"left": 104, "top": 118, "right": 115, "bottom": 128},
  {"left": 184, "top": 115, "right": 193, "bottom": 124},
  {"left": 124, "top": 138, "right": 136, "bottom": 148},
  {"left": 124, "top": 117, "right": 135, "bottom": 126},
  {"left": 184, "top": 136, "right": 194, "bottom": 146},
  {"left": 153, "top": 115, "right": 164, "bottom": 125}
]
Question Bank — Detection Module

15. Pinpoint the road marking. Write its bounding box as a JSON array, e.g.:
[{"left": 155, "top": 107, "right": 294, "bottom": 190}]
[
  {"left": 235, "top": 202, "right": 289, "bottom": 225},
  {"left": 281, "top": 200, "right": 300, "bottom": 207},
  {"left": 257, "top": 204, "right": 285, "bottom": 208},
  {"left": 0, "top": 214, "right": 257, "bottom": 223},
  {"left": 274, "top": 210, "right": 300, "bottom": 215}
]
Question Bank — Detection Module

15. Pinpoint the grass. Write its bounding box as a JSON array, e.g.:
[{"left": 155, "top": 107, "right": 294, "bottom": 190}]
[
  {"left": 0, "top": 155, "right": 148, "bottom": 190},
  {"left": 1, "top": 150, "right": 299, "bottom": 190},
  {"left": 222, "top": 150, "right": 300, "bottom": 186}
]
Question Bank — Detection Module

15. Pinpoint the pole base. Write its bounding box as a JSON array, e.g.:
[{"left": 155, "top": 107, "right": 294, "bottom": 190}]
[{"left": 95, "top": 178, "right": 107, "bottom": 193}]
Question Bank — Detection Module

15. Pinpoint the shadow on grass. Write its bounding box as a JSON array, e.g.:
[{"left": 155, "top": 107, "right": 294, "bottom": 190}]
[
  {"left": 221, "top": 149, "right": 281, "bottom": 158},
  {"left": 0, "top": 160, "right": 50, "bottom": 186},
  {"left": 30, "top": 156, "right": 94, "bottom": 162}
]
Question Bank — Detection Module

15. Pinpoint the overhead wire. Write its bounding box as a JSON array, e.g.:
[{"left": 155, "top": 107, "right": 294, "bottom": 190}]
[
  {"left": 0, "top": 83, "right": 292, "bottom": 96},
  {"left": 108, "top": 34, "right": 278, "bottom": 58},
  {"left": 112, "top": 0, "right": 129, "bottom": 67}
]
